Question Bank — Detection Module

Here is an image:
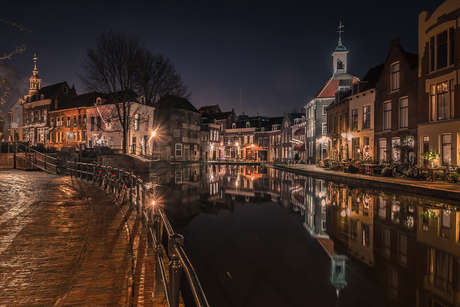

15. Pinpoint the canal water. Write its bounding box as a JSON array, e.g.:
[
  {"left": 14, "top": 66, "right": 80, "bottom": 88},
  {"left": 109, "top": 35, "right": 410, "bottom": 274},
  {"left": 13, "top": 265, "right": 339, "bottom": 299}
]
[{"left": 155, "top": 165, "right": 459, "bottom": 307}]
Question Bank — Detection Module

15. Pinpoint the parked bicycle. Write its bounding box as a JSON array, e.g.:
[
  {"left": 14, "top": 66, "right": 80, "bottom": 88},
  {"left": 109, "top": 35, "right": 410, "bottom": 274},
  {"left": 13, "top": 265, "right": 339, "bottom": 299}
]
[{"left": 392, "top": 160, "right": 417, "bottom": 178}]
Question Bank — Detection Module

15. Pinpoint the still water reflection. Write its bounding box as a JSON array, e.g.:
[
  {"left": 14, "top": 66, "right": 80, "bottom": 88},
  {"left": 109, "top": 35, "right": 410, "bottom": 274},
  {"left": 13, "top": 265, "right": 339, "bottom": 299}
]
[{"left": 155, "top": 165, "right": 460, "bottom": 307}]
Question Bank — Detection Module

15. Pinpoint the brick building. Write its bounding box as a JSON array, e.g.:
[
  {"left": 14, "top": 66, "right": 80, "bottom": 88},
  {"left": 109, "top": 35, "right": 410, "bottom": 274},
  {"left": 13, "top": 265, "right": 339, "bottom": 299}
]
[{"left": 374, "top": 39, "right": 418, "bottom": 163}]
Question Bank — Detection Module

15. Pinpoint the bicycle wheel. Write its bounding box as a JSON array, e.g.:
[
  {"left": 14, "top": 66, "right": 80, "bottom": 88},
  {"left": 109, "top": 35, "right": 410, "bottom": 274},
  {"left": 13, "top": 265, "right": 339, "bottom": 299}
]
[{"left": 392, "top": 168, "right": 402, "bottom": 177}]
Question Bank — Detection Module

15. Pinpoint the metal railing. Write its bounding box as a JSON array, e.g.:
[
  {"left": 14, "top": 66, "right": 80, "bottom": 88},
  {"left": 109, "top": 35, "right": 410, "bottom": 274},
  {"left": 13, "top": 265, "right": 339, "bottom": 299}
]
[
  {"left": 16, "top": 143, "right": 58, "bottom": 173},
  {"left": 67, "top": 161, "right": 210, "bottom": 307}
]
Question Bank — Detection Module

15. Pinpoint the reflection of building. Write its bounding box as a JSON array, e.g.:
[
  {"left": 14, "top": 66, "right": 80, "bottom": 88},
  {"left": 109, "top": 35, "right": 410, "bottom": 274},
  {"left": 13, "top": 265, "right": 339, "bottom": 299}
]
[
  {"left": 417, "top": 0, "right": 460, "bottom": 166},
  {"left": 416, "top": 202, "right": 460, "bottom": 307},
  {"left": 303, "top": 177, "right": 329, "bottom": 239},
  {"left": 373, "top": 193, "right": 417, "bottom": 306}
]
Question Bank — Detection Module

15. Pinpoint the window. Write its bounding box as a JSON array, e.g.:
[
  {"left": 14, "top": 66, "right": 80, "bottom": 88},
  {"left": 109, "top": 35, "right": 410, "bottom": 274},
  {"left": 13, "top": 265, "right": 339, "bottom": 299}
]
[
  {"left": 247, "top": 122, "right": 251, "bottom": 128},
  {"left": 63, "top": 86, "right": 68, "bottom": 93},
  {"left": 389, "top": 268, "right": 398, "bottom": 298},
  {"left": 134, "top": 114, "right": 139, "bottom": 131},
  {"left": 51, "top": 118, "right": 54, "bottom": 127},
  {"left": 83, "top": 114, "right": 86, "bottom": 123},
  {"left": 392, "top": 138, "right": 400, "bottom": 162},
  {"left": 399, "top": 97, "right": 408, "bottom": 129},
  {"left": 73, "top": 115, "right": 77, "bottom": 126},
  {"left": 379, "top": 139, "right": 387, "bottom": 160},
  {"left": 57, "top": 117, "right": 60, "bottom": 127},
  {"left": 174, "top": 130, "right": 180, "bottom": 137},
  {"left": 430, "top": 28, "right": 455, "bottom": 71},
  {"left": 398, "top": 233, "right": 407, "bottom": 265},
  {"left": 351, "top": 109, "right": 358, "bottom": 130},
  {"left": 362, "top": 224, "right": 370, "bottom": 247},
  {"left": 61, "top": 116, "right": 64, "bottom": 126},
  {"left": 428, "top": 247, "right": 453, "bottom": 293},
  {"left": 67, "top": 116, "right": 70, "bottom": 127},
  {"left": 363, "top": 106, "right": 370, "bottom": 129},
  {"left": 322, "top": 123, "right": 327, "bottom": 135},
  {"left": 40, "top": 94, "right": 44, "bottom": 100},
  {"left": 351, "top": 220, "right": 357, "bottom": 241},
  {"left": 384, "top": 101, "right": 391, "bottom": 130},
  {"left": 322, "top": 105, "right": 327, "bottom": 115},
  {"left": 333, "top": 116, "right": 337, "bottom": 134},
  {"left": 344, "top": 111, "right": 348, "bottom": 131},
  {"left": 441, "top": 134, "right": 451, "bottom": 165},
  {"left": 379, "top": 197, "right": 387, "bottom": 219},
  {"left": 441, "top": 210, "right": 451, "bottom": 239},
  {"left": 383, "top": 227, "right": 390, "bottom": 257},
  {"left": 78, "top": 114, "right": 81, "bottom": 126},
  {"left": 90, "top": 117, "right": 95, "bottom": 131},
  {"left": 144, "top": 115, "right": 149, "bottom": 131},
  {"left": 175, "top": 143, "right": 182, "bottom": 157},
  {"left": 96, "top": 116, "right": 101, "bottom": 131},
  {"left": 392, "top": 201, "right": 400, "bottom": 223},
  {"left": 390, "top": 62, "right": 400, "bottom": 92},
  {"left": 339, "top": 114, "right": 342, "bottom": 132}
]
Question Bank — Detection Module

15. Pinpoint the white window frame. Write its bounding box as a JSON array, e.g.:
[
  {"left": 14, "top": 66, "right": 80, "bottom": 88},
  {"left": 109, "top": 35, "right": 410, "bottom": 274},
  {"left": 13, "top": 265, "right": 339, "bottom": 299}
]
[
  {"left": 383, "top": 101, "right": 391, "bottom": 130},
  {"left": 390, "top": 62, "right": 400, "bottom": 92},
  {"left": 174, "top": 130, "right": 180, "bottom": 137},
  {"left": 175, "top": 143, "right": 182, "bottom": 157},
  {"left": 399, "top": 97, "right": 409, "bottom": 129}
]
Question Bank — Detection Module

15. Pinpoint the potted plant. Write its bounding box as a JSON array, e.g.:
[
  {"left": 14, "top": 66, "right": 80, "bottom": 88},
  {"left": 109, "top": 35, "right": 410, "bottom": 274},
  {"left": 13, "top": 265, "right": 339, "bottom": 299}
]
[{"left": 420, "top": 150, "right": 438, "bottom": 167}]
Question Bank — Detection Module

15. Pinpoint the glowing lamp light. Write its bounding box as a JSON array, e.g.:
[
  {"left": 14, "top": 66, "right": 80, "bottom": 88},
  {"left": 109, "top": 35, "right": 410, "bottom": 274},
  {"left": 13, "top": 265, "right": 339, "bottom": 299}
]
[
  {"left": 236, "top": 142, "right": 239, "bottom": 146},
  {"left": 321, "top": 199, "right": 326, "bottom": 207},
  {"left": 152, "top": 200, "right": 156, "bottom": 206},
  {"left": 341, "top": 210, "right": 346, "bottom": 217},
  {"left": 151, "top": 130, "right": 157, "bottom": 137}
]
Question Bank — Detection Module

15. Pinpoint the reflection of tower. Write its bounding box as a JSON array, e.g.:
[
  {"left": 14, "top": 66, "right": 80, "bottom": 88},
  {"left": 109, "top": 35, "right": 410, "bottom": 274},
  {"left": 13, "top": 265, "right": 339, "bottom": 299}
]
[{"left": 330, "top": 255, "right": 348, "bottom": 297}]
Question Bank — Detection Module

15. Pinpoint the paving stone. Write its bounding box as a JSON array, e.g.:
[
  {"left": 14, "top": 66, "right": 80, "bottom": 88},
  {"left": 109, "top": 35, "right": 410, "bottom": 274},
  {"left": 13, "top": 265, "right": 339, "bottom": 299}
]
[{"left": 0, "top": 169, "right": 172, "bottom": 307}]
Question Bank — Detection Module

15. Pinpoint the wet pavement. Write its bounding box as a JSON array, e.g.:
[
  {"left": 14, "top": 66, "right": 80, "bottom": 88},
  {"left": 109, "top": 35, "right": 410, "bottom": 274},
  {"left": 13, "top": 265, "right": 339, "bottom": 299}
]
[{"left": 0, "top": 169, "right": 160, "bottom": 306}]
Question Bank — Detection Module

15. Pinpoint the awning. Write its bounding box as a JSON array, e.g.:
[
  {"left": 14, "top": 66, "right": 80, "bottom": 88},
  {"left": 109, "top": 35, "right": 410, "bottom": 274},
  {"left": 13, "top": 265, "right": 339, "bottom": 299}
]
[
  {"left": 294, "top": 127, "right": 305, "bottom": 135},
  {"left": 294, "top": 143, "right": 305, "bottom": 151}
]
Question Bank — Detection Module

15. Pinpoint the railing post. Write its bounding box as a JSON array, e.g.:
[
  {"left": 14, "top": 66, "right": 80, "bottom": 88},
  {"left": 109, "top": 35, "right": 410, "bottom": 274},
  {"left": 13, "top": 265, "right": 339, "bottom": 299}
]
[
  {"left": 153, "top": 209, "right": 165, "bottom": 297},
  {"left": 142, "top": 185, "right": 147, "bottom": 226},
  {"left": 136, "top": 180, "right": 141, "bottom": 216},
  {"left": 129, "top": 173, "right": 134, "bottom": 205},
  {"left": 169, "top": 234, "right": 184, "bottom": 307}
]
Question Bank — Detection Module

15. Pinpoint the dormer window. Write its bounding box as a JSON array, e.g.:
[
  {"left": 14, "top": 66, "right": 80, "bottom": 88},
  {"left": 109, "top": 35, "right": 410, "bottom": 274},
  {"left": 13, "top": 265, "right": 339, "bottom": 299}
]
[
  {"left": 96, "top": 97, "right": 102, "bottom": 105},
  {"left": 232, "top": 123, "right": 236, "bottom": 129},
  {"left": 63, "top": 86, "right": 68, "bottom": 94},
  {"left": 246, "top": 122, "right": 250, "bottom": 128},
  {"left": 40, "top": 94, "right": 44, "bottom": 100}
]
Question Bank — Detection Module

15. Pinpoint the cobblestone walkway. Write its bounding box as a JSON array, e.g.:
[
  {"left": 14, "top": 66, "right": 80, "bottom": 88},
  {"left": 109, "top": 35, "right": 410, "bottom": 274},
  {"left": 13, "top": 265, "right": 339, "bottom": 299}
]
[{"left": 0, "top": 169, "right": 159, "bottom": 306}]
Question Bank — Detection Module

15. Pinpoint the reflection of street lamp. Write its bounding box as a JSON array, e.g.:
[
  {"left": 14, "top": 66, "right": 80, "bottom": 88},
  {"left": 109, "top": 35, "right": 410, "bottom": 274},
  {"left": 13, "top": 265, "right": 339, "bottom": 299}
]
[{"left": 341, "top": 133, "right": 354, "bottom": 160}]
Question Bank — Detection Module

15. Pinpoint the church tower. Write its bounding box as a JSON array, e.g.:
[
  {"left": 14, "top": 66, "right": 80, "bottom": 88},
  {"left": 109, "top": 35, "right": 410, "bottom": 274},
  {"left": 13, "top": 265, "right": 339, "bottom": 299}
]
[
  {"left": 332, "top": 22, "right": 349, "bottom": 75},
  {"left": 28, "top": 54, "right": 42, "bottom": 95}
]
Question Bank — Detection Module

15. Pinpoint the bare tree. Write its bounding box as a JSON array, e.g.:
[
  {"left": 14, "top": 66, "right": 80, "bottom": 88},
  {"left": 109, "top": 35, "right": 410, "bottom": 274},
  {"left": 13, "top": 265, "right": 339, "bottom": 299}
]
[
  {"left": 135, "top": 51, "right": 190, "bottom": 105},
  {"left": 80, "top": 30, "right": 190, "bottom": 153}
]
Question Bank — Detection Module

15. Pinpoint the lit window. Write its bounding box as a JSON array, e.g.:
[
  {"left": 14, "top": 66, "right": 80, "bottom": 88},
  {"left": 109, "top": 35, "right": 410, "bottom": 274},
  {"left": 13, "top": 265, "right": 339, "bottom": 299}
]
[
  {"left": 384, "top": 101, "right": 391, "bottom": 130},
  {"left": 174, "top": 130, "right": 180, "bottom": 137}
]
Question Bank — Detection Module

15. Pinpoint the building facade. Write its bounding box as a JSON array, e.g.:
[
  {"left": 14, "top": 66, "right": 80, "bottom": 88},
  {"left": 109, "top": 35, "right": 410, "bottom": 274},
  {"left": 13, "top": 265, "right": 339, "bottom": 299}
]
[
  {"left": 417, "top": 0, "right": 460, "bottom": 167},
  {"left": 375, "top": 39, "right": 418, "bottom": 163}
]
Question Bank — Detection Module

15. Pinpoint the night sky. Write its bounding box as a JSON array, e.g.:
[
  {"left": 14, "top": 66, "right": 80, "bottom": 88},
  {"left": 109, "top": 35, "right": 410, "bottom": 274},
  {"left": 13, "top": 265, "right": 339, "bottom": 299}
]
[{"left": 2, "top": 0, "right": 445, "bottom": 116}]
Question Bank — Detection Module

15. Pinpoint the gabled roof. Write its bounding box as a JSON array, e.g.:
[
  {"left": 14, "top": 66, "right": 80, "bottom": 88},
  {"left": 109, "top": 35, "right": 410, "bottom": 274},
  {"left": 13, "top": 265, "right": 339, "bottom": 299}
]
[
  {"left": 55, "top": 92, "right": 105, "bottom": 110},
  {"left": 314, "top": 73, "right": 359, "bottom": 99},
  {"left": 155, "top": 95, "right": 199, "bottom": 113},
  {"left": 198, "top": 105, "right": 221, "bottom": 115},
  {"left": 360, "top": 64, "right": 384, "bottom": 92},
  {"left": 208, "top": 111, "right": 233, "bottom": 120}
]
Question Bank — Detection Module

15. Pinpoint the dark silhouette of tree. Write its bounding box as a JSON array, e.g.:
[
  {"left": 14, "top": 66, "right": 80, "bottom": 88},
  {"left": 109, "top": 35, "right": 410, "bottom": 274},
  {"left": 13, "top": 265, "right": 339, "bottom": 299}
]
[{"left": 79, "top": 30, "right": 190, "bottom": 153}]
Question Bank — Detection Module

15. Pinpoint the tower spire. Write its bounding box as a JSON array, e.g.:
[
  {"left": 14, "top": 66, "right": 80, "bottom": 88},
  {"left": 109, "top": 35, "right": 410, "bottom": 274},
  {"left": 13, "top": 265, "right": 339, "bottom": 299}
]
[
  {"left": 29, "top": 54, "right": 42, "bottom": 94},
  {"left": 33, "top": 54, "right": 38, "bottom": 76},
  {"left": 337, "top": 22, "right": 344, "bottom": 47}
]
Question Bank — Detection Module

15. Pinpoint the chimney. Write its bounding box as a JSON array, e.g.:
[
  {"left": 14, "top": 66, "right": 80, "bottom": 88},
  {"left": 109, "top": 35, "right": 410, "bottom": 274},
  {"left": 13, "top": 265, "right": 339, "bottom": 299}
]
[{"left": 55, "top": 95, "right": 58, "bottom": 110}]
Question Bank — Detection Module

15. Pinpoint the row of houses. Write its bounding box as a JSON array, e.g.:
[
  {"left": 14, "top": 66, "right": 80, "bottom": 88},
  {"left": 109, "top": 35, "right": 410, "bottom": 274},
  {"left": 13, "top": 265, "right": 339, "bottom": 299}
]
[
  {"left": 320, "top": 0, "right": 460, "bottom": 167},
  {"left": 8, "top": 57, "right": 307, "bottom": 162},
  {"left": 8, "top": 1, "right": 458, "bottom": 166}
]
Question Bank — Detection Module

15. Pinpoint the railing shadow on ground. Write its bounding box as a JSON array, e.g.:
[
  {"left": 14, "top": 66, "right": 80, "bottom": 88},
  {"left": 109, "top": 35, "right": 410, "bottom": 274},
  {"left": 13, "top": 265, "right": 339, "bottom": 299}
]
[{"left": 67, "top": 161, "right": 210, "bottom": 307}]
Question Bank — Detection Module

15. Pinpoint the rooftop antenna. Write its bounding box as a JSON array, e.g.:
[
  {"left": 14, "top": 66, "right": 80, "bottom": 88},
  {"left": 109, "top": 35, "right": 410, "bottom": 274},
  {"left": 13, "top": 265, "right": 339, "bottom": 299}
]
[{"left": 239, "top": 89, "right": 242, "bottom": 115}]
